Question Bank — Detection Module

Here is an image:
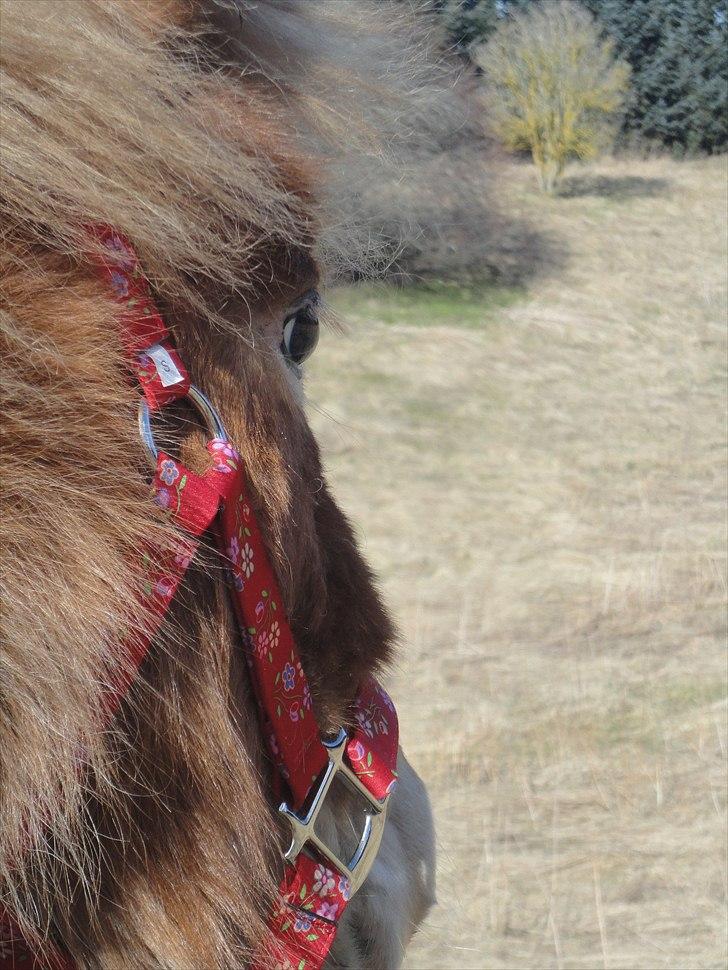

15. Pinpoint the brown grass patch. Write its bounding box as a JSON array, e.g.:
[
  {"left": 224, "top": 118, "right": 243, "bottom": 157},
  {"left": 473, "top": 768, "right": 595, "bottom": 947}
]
[{"left": 309, "top": 155, "right": 727, "bottom": 969}]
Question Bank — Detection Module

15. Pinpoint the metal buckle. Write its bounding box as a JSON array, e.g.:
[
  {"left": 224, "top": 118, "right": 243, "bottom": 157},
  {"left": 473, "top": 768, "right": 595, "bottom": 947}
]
[
  {"left": 278, "top": 729, "right": 390, "bottom": 897},
  {"left": 138, "top": 385, "right": 227, "bottom": 464}
]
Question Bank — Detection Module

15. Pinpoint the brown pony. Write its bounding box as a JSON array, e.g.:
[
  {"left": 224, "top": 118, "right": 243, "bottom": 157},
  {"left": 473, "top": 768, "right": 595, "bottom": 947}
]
[{"left": 0, "top": 2, "right": 437, "bottom": 967}]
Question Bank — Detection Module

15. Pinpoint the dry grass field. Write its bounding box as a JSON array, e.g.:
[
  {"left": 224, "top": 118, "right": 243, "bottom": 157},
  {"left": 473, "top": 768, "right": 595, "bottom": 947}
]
[{"left": 307, "top": 155, "right": 727, "bottom": 970}]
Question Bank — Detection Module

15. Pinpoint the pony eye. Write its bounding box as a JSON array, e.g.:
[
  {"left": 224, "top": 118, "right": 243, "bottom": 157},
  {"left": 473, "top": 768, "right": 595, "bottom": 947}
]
[{"left": 281, "top": 306, "right": 319, "bottom": 366}]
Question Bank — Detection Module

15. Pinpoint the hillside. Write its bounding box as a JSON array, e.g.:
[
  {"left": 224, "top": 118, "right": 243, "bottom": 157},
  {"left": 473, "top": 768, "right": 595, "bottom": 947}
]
[{"left": 308, "top": 156, "right": 727, "bottom": 969}]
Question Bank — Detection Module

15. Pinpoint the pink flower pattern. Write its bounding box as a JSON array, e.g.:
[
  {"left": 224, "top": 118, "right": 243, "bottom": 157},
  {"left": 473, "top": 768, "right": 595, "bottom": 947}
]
[
  {"left": 173, "top": 538, "right": 195, "bottom": 570},
  {"left": 312, "top": 866, "right": 335, "bottom": 897},
  {"left": 316, "top": 901, "right": 339, "bottom": 920},
  {"left": 209, "top": 437, "right": 239, "bottom": 475}
]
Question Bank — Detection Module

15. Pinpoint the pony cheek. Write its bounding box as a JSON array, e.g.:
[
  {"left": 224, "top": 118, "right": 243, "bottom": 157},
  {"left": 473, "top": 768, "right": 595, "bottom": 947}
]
[
  {"left": 279, "top": 350, "right": 306, "bottom": 406},
  {"left": 331, "top": 748, "right": 436, "bottom": 969}
]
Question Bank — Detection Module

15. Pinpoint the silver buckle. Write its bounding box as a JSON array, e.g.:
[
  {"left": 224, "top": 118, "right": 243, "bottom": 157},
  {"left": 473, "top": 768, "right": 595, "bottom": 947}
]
[{"left": 278, "top": 729, "right": 390, "bottom": 897}]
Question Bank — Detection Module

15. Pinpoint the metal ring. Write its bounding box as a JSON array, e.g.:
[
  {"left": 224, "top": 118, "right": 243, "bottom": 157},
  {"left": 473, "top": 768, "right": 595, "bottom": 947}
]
[{"left": 138, "top": 385, "right": 228, "bottom": 464}]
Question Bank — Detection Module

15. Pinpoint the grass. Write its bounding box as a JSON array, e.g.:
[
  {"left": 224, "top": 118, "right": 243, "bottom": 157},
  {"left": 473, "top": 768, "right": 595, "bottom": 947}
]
[
  {"left": 307, "top": 155, "right": 727, "bottom": 969},
  {"left": 330, "top": 281, "right": 525, "bottom": 329}
]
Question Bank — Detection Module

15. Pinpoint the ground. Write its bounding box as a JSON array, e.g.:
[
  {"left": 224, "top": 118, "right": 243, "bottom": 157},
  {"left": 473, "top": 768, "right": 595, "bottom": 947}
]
[{"left": 307, "top": 156, "right": 727, "bottom": 970}]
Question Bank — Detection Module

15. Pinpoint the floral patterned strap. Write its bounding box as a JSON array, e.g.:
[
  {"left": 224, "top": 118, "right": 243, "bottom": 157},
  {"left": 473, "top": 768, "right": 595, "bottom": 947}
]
[
  {"left": 136, "top": 443, "right": 402, "bottom": 970},
  {"left": 258, "top": 680, "right": 398, "bottom": 970},
  {"left": 91, "top": 227, "right": 191, "bottom": 409},
  {"left": 262, "top": 855, "right": 345, "bottom": 970},
  {"left": 346, "top": 678, "right": 399, "bottom": 800},
  {"left": 215, "top": 447, "right": 329, "bottom": 803},
  {"left": 103, "top": 447, "right": 233, "bottom": 718}
]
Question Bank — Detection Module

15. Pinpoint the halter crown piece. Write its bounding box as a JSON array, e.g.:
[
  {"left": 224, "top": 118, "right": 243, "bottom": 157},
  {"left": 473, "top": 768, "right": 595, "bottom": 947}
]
[{"left": 0, "top": 229, "right": 399, "bottom": 970}]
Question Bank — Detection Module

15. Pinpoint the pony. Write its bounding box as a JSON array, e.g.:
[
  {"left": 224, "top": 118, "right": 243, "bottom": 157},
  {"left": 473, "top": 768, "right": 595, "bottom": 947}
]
[{"left": 0, "top": 2, "right": 438, "bottom": 967}]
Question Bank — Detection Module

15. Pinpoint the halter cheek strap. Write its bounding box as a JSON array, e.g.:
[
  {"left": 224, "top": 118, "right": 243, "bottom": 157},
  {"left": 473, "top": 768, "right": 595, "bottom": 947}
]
[{"left": 0, "top": 230, "right": 398, "bottom": 970}]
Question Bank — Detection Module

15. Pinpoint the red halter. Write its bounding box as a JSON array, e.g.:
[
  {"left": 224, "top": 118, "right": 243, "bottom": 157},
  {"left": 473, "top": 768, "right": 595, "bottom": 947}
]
[{"left": 0, "top": 230, "right": 398, "bottom": 970}]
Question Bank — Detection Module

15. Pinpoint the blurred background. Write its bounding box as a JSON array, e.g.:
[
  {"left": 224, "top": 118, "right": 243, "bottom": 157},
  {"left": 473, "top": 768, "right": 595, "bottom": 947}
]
[{"left": 312, "top": 2, "right": 727, "bottom": 967}]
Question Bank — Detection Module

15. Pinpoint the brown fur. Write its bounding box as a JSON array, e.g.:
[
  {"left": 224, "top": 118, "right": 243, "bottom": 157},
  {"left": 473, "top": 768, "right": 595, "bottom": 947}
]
[{"left": 0, "top": 1, "right": 436, "bottom": 966}]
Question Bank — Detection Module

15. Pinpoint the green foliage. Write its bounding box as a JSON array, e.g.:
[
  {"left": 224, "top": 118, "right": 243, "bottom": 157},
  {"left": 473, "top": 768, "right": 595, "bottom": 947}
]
[
  {"left": 475, "top": 2, "right": 630, "bottom": 193},
  {"left": 434, "top": 0, "right": 536, "bottom": 50},
  {"left": 430, "top": 0, "right": 727, "bottom": 154},
  {"left": 435, "top": 0, "right": 500, "bottom": 50},
  {"left": 331, "top": 280, "right": 525, "bottom": 329},
  {"left": 581, "top": 0, "right": 728, "bottom": 154}
]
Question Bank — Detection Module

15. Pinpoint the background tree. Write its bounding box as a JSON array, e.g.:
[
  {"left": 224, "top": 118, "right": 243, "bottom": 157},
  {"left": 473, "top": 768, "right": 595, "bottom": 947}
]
[
  {"left": 581, "top": 0, "right": 727, "bottom": 155},
  {"left": 432, "top": 0, "right": 727, "bottom": 155},
  {"left": 475, "top": 1, "right": 630, "bottom": 194},
  {"left": 432, "top": 0, "right": 535, "bottom": 51},
  {"left": 434, "top": 0, "right": 500, "bottom": 51}
]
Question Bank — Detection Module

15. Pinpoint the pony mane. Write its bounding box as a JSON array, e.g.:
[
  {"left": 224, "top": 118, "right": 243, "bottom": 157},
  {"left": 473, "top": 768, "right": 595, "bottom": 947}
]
[{"left": 0, "top": 2, "right": 444, "bottom": 963}]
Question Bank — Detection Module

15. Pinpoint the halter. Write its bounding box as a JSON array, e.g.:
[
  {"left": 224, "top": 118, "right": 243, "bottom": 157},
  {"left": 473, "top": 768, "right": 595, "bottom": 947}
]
[{"left": 0, "top": 230, "right": 398, "bottom": 970}]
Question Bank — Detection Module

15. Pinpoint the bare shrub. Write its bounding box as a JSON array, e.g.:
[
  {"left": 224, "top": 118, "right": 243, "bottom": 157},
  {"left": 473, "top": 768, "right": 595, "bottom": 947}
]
[
  {"left": 335, "top": 84, "right": 563, "bottom": 286},
  {"left": 475, "top": 1, "right": 629, "bottom": 194}
]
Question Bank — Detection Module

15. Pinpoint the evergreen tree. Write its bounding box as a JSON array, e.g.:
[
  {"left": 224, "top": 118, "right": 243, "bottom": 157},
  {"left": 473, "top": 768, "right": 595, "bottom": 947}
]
[
  {"left": 581, "top": 0, "right": 727, "bottom": 153},
  {"left": 434, "top": 0, "right": 535, "bottom": 50},
  {"left": 435, "top": 0, "right": 500, "bottom": 50},
  {"left": 476, "top": 1, "right": 629, "bottom": 192},
  {"left": 429, "top": 0, "right": 727, "bottom": 153}
]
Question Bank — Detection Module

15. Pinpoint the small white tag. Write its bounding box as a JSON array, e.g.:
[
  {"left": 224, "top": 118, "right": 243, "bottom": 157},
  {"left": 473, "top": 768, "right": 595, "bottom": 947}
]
[{"left": 146, "top": 343, "right": 184, "bottom": 387}]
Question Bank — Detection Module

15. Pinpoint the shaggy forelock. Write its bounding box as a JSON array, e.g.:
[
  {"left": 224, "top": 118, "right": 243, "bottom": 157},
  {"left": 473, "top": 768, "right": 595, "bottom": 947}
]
[{"left": 0, "top": 0, "right": 448, "bottom": 320}]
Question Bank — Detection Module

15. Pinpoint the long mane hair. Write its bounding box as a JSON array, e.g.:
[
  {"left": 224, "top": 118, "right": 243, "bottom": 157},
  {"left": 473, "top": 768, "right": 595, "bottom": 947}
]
[
  {"left": 0, "top": 1, "right": 442, "bottom": 965},
  {"left": 2, "top": 0, "right": 442, "bottom": 325}
]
